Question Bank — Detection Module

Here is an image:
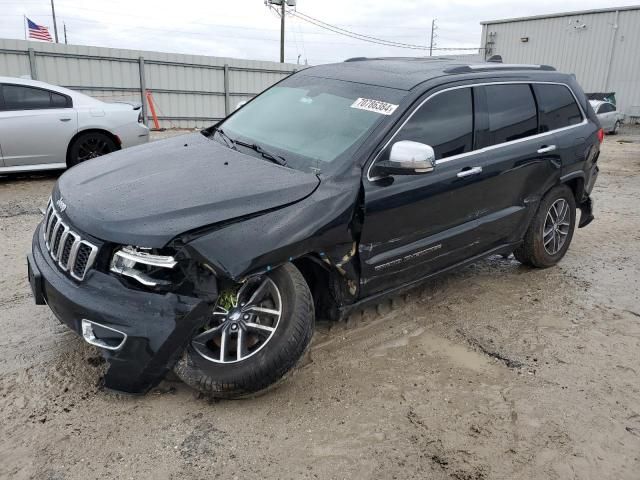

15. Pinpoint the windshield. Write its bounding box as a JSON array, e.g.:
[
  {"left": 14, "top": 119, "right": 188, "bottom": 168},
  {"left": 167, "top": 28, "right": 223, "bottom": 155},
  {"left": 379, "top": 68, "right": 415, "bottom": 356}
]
[{"left": 218, "top": 75, "right": 406, "bottom": 173}]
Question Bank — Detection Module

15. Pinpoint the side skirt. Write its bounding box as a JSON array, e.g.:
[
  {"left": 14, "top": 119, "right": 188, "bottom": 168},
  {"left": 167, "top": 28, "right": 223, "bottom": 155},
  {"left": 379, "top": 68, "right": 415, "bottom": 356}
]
[
  {"left": 339, "top": 241, "right": 520, "bottom": 317},
  {"left": 0, "top": 163, "right": 67, "bottom": 174}
]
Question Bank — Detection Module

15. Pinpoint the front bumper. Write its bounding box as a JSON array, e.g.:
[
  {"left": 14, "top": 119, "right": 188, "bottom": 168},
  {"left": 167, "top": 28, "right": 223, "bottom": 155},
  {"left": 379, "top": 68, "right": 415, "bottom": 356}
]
[{"left": 28, "top": 223, "right": 211, "bottom": 394}]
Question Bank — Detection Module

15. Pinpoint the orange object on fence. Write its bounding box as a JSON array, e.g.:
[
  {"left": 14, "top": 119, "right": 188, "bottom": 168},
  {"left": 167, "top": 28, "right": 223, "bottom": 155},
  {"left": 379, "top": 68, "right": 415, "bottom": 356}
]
[{"left": 145, "top": 91, "right": 160, "bottom": 130}]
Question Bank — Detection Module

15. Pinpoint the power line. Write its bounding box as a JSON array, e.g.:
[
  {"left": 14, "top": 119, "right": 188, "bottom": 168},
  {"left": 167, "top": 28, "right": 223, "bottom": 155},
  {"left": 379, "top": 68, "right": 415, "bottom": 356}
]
[{"left": 292, "top": 10, "right": 482, "bottom": 51}]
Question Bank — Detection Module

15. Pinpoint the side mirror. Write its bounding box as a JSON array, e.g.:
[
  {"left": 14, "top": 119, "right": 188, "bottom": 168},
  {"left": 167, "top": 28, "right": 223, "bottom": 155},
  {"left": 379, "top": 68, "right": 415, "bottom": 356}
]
[{"left": 373, "top": 140, "right": 436, "bottom": 176}]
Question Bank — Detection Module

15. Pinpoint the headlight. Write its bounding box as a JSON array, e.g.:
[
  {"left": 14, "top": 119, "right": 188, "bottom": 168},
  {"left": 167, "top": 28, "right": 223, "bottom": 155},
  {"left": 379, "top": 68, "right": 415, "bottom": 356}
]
[{"left": 110, "top": 246, "right": 177, "bottom": 287}]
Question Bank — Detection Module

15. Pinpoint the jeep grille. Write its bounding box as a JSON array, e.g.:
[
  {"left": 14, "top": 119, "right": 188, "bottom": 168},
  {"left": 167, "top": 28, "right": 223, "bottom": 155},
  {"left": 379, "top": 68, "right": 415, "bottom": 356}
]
[{"left": 43, "top": 199, "right": 98, "bottom": 281}]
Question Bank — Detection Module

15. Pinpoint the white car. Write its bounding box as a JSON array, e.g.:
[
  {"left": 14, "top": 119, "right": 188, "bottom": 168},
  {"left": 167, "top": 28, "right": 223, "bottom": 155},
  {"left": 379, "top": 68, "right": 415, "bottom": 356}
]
[
  {"left": 0, "top": 76, "right": 149, "bottom": 174},
  {"left": 589, "top": 100, "right": 623, "bottom": 135}
]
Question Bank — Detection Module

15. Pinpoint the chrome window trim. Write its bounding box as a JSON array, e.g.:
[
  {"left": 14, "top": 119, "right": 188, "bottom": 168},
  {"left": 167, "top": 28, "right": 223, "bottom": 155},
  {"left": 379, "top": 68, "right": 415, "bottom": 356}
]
[{"left": 366, "top": 81, "right": 588, "bottom": 182}]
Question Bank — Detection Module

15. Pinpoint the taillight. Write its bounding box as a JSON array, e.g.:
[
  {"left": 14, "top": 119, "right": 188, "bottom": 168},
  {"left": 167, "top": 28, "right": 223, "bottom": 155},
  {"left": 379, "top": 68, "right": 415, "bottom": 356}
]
[{"left": 598, "top": 128, "right": 604, "bottom": 143}]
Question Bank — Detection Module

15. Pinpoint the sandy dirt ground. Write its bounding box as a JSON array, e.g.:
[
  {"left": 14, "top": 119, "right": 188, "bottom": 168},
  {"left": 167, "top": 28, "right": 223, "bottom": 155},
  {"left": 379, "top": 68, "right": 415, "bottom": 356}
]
[{"left": 0, "top": 129, "right": 638, "bottom": 480}]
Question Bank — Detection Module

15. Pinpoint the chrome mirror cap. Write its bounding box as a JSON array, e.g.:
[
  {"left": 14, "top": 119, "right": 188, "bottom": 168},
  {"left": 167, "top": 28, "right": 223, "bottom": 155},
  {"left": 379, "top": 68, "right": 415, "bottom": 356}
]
[
  {"left": 372, "top": 140, "right": 436, "bottom": 177},
  {"left": 389, "top": 140, "right": 436, "bottom": 173}
]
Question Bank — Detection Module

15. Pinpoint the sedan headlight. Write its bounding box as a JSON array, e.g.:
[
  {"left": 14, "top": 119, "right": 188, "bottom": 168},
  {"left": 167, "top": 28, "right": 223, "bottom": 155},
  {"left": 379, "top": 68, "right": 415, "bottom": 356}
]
[{"left": 110, "top": 246, "right": 177, "bottom": 287}]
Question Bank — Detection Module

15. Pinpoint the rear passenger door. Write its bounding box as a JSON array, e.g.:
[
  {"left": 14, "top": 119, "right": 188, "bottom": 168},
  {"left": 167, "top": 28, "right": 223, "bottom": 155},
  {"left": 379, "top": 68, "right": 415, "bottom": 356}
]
[
  {"left": 469, "top": 83, "right": 561, "bottom": 248},
  {"left": 0, "top": 84, "right": 77, "bottom": 167}
]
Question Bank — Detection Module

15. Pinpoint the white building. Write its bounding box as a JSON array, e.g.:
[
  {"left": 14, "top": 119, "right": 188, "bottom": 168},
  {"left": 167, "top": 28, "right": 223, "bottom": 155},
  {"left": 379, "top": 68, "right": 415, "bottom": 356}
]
[{"left": 480, "top": 6, "right": 640, "bottom": 117}]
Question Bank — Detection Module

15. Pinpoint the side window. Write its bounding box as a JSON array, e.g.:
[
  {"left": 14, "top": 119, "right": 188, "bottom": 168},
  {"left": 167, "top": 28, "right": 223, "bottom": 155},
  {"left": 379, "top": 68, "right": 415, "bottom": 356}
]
[
  {"left": 1, "top": 85, "right": 70, "bottom": 110},
  {"left": 389, "top": 88, "right": 473, "bottom": 160},
  {"left": 599, "top": 103, "right": 615, "bottom": 114},
  {"left": 51, "top": 92, "right": 69, "bottom": 108},
  {"left": 533, "top": 84, "right": 583, "bottom": 132},
  {"left": 484, "top": 84, "right": 538, "bottom": 144}
]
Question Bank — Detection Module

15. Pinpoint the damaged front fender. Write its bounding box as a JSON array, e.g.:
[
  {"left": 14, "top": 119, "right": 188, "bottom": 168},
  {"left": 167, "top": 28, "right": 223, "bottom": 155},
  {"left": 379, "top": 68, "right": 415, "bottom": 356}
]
[{"left": 182, "top": 176, "right": 362, "bottom": 296}]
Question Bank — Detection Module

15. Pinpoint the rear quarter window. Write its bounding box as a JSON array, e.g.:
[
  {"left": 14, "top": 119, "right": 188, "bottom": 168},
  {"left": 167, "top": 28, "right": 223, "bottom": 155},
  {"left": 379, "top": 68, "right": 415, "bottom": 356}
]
[
  {"left": 484, "top": 84, "right": 538, "bottom": 145},
  {"left": 533, "top": 84, "right": 583, "bottom": 132}
]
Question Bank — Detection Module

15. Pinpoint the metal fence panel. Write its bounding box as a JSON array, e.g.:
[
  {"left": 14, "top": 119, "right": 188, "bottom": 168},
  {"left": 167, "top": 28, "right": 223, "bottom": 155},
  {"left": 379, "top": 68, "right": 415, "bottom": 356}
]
[{"left": 0, "top": 38, "right": 297, "bottom": 129}]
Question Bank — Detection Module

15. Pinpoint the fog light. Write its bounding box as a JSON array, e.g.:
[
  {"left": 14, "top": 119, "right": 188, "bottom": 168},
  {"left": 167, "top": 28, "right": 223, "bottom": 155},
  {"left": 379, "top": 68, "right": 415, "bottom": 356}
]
[{"left": 81, "top": 319, "right": 127, "bottom": 351}]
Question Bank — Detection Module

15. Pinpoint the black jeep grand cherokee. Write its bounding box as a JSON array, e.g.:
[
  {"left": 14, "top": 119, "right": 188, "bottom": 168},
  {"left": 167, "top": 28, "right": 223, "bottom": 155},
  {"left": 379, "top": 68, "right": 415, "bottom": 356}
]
[{"left": 28, "top": 58, "right": 600, "bottom": 397}]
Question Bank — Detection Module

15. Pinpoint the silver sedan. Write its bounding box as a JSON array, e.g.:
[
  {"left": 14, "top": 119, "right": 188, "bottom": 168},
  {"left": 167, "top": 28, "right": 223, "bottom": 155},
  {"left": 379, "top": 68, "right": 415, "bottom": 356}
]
[
  {"left": 590, "top": 100, "right": 623, "bottom": 134},
  {"left": 0, "top": 76, "right": 149, "bottom": 174}
]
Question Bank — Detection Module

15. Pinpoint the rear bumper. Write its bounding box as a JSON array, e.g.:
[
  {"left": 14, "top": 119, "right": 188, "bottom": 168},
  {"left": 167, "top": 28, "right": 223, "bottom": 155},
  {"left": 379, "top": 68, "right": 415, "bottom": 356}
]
[{"left": 28, "top": 223, "right": 210, "bottom": 394}]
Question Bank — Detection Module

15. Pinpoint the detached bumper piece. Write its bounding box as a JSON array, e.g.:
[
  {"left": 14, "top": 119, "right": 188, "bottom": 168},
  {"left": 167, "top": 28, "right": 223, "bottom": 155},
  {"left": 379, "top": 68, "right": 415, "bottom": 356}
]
[
  {"left": 29, "top": 226, "right": 212, "bottom": 394},
  {"left": 578, "top": 196, "right": 595, "bottom": 228}
]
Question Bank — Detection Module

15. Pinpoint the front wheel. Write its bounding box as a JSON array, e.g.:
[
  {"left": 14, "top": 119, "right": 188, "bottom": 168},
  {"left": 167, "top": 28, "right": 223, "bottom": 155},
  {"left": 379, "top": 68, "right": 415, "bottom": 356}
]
[
  {"left": 514, "top": 185, "right": 576, "bottom": 268},
  {"left": 174, "top": 263, "right": 314, "bottom": 398}
]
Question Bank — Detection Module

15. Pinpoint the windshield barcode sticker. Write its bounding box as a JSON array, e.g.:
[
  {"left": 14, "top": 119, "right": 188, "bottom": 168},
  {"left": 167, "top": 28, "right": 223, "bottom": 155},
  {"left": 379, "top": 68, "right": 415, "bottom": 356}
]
[{"left": 351, "top": 98, "right": 398, "bottom": 115}]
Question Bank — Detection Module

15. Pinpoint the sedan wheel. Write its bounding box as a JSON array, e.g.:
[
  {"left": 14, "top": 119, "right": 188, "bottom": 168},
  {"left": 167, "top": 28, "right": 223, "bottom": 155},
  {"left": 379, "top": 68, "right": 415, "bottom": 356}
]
[{"left": 68, "top": 132, "right": 117, "bottom": 167}]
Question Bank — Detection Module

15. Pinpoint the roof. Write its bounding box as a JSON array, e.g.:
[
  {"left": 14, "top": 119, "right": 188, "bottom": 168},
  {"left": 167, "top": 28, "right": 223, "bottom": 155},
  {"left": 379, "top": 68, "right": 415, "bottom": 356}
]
[
  {"left": 481, "top": 5, "right": 640, "bottom": 25},
  {"left": 300, "top": 57, "right": 558, "bottom": 91}
]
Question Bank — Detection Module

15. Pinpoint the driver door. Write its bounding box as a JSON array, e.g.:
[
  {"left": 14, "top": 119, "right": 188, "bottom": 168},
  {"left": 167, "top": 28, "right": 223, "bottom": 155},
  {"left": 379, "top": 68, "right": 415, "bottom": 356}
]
[{"left": 359, "top": 86, "right": 495, "bottom": 296}]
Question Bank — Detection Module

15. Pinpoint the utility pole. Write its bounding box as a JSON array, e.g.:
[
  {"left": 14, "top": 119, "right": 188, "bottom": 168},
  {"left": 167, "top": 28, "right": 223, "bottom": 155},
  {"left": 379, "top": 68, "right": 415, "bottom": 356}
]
[
  {"left": 63, "top": 22, "right": 67, "bottom": 44},
  {"left": 266, "top": 1, "right": 294, "bottom": 63},
  {"left": 50, "top": 0, "right": 59, "bottom": 43},
  {"left": 429, "top": 18, "right": 437, "bottom": 56},
  {"left": 280, "top": 0, "right": 285, "bottom": 63}
]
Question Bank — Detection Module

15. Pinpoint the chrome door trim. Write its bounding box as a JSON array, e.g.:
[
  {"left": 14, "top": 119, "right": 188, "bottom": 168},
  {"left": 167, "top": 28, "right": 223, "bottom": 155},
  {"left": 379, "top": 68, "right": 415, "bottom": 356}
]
[{"left": 366, "top": 81, "right": 588, "bottom": 182}]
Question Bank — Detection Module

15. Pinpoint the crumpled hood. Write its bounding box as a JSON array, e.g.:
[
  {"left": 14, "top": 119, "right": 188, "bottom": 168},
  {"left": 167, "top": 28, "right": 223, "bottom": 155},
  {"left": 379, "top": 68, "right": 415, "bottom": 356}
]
[{"left": 54, "top": 133, "right": 320, "bottom": 247}]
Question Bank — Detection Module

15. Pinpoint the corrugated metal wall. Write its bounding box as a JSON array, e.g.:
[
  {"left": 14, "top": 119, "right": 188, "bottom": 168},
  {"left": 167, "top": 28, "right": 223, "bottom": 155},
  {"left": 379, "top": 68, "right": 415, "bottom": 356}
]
[
  {"left": 480, "top": 8, "right": 640, "bottom": 115},
  {"left": 0, "top": 38, "right": 298, "bottom": 128}
]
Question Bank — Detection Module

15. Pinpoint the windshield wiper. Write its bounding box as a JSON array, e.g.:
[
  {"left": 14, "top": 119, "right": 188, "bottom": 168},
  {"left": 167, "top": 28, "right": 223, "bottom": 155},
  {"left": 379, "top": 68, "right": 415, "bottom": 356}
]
[
  {"left": 235, "top": 140, "right": 288, "bottom": 166},
  {"left": 212, "top": 127, "right": 236, "bottom": 150}
]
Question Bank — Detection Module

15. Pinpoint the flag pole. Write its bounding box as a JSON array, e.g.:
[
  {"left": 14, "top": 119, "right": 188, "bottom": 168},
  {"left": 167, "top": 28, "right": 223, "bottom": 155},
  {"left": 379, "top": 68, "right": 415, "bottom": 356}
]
[{"left": 24, "top": 15, "right": 27, "bottom": 40}]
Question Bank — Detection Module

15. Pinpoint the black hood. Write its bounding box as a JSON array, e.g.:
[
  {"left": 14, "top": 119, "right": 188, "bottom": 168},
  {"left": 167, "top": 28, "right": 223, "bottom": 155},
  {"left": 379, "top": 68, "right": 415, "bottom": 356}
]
[{"left": 55, "top": 133, "right": 320, "bottom": 247}]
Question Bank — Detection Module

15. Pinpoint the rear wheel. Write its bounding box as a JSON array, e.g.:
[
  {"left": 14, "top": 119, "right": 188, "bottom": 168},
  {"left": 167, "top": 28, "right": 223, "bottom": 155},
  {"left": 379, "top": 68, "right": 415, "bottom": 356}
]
[
  {"left": 68, "top": 132, "right": 117, "bottom": 167},
  {"left": 514, "top": 185, "right": 576, "bottom": 268},
  {"left": 174, "top": 263, "right": 314, "bottom": 398}
]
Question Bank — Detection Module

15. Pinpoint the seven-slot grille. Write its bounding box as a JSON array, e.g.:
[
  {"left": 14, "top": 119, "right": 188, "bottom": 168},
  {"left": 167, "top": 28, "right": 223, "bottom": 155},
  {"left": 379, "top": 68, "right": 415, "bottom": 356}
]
[{"left": 43, "top": 199, "right": 98, "bottom": 281}]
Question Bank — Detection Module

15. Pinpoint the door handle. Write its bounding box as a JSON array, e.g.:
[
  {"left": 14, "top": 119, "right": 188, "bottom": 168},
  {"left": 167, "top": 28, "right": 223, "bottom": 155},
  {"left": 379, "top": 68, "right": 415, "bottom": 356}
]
[
  {"left": 457, "top": 166, "right": 482, "bottom": 178},
  {"left": 59, "top": 118, "right": 71, "bottom": 122},
  {"left": 537, "top": 144, "right": 556, "bottom": 154}
]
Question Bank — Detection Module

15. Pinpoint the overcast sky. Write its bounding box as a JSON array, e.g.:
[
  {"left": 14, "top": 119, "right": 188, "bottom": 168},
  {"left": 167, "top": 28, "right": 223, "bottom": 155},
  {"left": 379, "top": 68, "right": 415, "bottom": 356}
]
[{"left": 1, "top": 0, "right": 637, "bottom": 64}]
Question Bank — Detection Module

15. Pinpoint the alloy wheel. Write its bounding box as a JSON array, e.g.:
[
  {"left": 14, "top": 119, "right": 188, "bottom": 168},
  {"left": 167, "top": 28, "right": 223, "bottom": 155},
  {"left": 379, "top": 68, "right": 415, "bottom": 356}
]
[
  {"left": 192, "top": 277, "right": 282, "bottom": 364},
  {"left": 77, "top": 137, "right": 113, "bottom": 162},
  {"left": 543, "top": 198, "right": 571, "bottom": 255}
]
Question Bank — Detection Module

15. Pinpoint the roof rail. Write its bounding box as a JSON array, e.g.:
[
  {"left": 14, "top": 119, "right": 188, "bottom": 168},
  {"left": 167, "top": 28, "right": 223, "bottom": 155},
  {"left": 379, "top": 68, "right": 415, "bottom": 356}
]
[
  {"left": 445, "top": 63, "right": 556, "bottom": 74},
  {"left": 344, "top": 57, "right": 368, "bottom": 62}
]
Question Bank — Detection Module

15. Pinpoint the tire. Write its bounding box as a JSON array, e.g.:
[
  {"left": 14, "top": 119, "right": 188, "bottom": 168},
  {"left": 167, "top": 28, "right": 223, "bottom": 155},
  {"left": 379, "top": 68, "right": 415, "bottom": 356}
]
[
  {"left": 514, "top": 185, "right": 576, "bottom": 268},
  {"left": 67, "top": 132, "right": 117, "bottom": 167},
  {"left": 174, "top": 263, "right": 315, "bottom": 398}
]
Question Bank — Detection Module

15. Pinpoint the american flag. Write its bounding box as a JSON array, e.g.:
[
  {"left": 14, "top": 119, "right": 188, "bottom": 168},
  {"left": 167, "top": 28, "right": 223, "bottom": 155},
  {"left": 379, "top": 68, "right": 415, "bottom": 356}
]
[{"left": 27, "top": 18, "right": 53, "bottom": 42}]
